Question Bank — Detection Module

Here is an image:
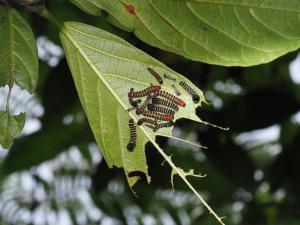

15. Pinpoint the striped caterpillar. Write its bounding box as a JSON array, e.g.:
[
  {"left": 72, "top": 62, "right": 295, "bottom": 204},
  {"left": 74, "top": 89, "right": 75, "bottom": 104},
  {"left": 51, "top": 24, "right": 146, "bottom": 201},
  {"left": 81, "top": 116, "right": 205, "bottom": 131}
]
[
  {"left": 128, "top": 85, "right": 161, "bottom": 98},
  {"left": 157, "top": 91, "right": 185, "bottom": 107},
  {"left": 147, "top": 67, "right": 163, "bottom": 85},
  {"left": 153, "top": 121, "right": 175, "bottom": 132},
  {"left": 127, "top": 119, "right": 137, "bottom": 151},
  {"left": 137, "top": 117, "right": 157, "bottom": 126},
  {"left": 151, "top": 97, "right": 179, "bottom": 112},
  {"left": 142, "top": 111, "right": 173, "bottom": 121},
  {"left": 179, "top": 81, "right": 200, "bottom": 103},
  {"left": 136, "top": 97, "right": 152, "bottom": 115},
  {"left": 171, "top": 84, "right": 181, "bottom": 96},
  {"left": 147, "top": 104, "right": 175, "bottom": 115}
]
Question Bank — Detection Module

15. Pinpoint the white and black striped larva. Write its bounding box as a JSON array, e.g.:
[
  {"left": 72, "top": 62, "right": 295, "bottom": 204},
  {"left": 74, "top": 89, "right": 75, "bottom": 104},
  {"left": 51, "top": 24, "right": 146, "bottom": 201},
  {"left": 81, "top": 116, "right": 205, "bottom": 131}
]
[
  {"left": 179, "top": 81, "right": 200, "bottom": 103},
  {"left": 151, "top": 97, "right": 179, "bottom": 112},
  {"left": 147, "top": 104, "right": 175, "bottom": 115},
  {"left": 153, "top": 121, "right": 175, "bottom": 132},
  {"left": 127, "top": 119, "right": 137, "bottom": 151},
  {"left": 128, "top": 85, "right": 161, "bottom": 98},
  {"left": 142, "top": 111, "right": 174, "bottom": 121},
  {"left": 147, "top": 67, "right": 163, "bottom": 85},
  {"left": 157, "top": 91, "right": 186, "bottom": 107}
]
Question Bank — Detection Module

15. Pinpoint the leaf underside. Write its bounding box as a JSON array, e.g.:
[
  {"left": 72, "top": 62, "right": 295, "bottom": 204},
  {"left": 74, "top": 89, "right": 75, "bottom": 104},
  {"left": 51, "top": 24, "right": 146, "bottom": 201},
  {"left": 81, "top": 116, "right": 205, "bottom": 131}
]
[
  {"left": 0, "top": 5, "right": 38, "bottom": 92},
  {"left": 60, "top": 21, "right": 225, "bottom": 224},
  {"left": 70, "top": 0, "right": 300, "bottom": 66}
]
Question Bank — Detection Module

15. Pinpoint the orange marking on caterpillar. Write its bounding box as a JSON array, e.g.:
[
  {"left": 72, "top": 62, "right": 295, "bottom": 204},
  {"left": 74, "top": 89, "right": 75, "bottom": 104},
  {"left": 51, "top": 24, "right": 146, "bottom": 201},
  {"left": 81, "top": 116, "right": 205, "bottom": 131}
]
[{"left": 123, "top": 3, "right": 135, "bottom": 15}]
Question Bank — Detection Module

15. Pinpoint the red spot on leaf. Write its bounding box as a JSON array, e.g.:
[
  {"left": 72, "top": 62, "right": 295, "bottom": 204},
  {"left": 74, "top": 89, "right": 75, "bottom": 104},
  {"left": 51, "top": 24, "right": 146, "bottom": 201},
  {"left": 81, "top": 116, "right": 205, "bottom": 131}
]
[{"left": 124, "top": 3, "right": 135, "bottom": 15}]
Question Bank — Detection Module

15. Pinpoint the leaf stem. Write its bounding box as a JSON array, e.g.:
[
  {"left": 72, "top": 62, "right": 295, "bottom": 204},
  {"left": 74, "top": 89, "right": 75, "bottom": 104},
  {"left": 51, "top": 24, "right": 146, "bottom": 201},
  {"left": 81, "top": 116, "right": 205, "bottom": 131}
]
[
  {"left": 38, "top": 8, "right": 62, "bottom": 29},
  {"left": 6, "top": 86, "right": 12, "bottom": 113}
]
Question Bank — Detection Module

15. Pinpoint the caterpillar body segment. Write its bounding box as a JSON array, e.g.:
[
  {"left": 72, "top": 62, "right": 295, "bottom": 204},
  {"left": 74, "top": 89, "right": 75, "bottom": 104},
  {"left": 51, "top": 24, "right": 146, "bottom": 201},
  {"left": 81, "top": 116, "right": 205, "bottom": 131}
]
[
  {"left": 147, "top": 67, "right": 163, "bottom": 85},
  {"left": 127, "top": 119, "right": 137, "bottom": 151},
  {"left": 179, "top": 81, "right": 200, "bottom": 103},
  {"left": 128, "top": 85, "right": 161, "bottom": 98},
  {"left": 147, "top": 104, "right": 175, "bottom": 115},
  {"left": 153, "top": 121, "right": 175, "bottom": 132},
  {"left": 151, "top": 97, "right": 179, "bottom": 112},
  {"left": 157, "top": 91, "right": 185, "bottom": 107},
  {"left": 142, "top": 111, "right": 174, "bottom": 121}
]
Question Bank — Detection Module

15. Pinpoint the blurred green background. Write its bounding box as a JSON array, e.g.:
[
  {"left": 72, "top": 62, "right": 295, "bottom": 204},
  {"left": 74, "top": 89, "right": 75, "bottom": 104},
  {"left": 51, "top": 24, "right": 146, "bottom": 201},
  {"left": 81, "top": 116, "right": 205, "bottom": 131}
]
[{"left": 0, "top": 1, "right": 300, "bottom": 225}]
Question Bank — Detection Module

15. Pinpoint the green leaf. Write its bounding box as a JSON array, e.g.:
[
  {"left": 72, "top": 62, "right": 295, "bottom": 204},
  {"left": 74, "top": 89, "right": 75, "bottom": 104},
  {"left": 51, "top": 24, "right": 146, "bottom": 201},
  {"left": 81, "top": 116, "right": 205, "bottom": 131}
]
[
  {"left": 69, "top": 0, "right": 102, "bottom": 16},
  {"left": 0, "top": 112, "right": 25, "bottom": 149},
  {"left": 70, "top": 0, "right": 300, "bottom": 66},
  {"left": 60, "top": 21, "right": 225, "bottom": 224},
  {"left": 0, "top": 5, "right": 38, "bottom": 92}
]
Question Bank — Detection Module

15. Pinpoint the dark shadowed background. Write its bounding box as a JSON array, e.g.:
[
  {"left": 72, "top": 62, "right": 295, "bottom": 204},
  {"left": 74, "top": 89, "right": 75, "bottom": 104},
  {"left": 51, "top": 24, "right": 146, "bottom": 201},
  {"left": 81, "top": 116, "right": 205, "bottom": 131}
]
[{"left": 0, "top": 1, "right": 300, "bottom": 225}]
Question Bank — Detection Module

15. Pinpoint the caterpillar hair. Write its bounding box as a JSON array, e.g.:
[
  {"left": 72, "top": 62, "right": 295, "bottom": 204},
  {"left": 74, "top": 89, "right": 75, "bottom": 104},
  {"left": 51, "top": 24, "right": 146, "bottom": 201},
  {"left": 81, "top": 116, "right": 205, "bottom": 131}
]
[
  {"left": 163, "top": 73, "right": 176, "bottom": 82},
  {"left": 128, "top": 88, "right": 141, "bottom": 107},
  {"left": 151, "top": 97, "right": 179, "bottom": 112},
  {"left": 171, "top": 84, "right": 181, "bottom": 96},
  {"left": 142, "top": 111, "right": 173, "bottom": 121},
  {"left": 147, "top": 104, "right": 175, "bottom": 115},
  {"left": 147, "top": 67, "right": 163, "bottom": 85},
  {"left": 153, "top": 121, "right": 175, "bottom": 132},
  {"left": 136, "top": 97, "right": 152, "bottom": 115},
  {"left": 157, "top": 91, "right": 186, "bottom": 107},
  {"left": 137, "top": 117, "right": 157, "bottom": 126},
  {"left": 179, "top": 81, "right": 200, "bottom": 103},
  {"left": 128, "top": 85, "right": 161, "bottom": 98},
  {"left": 127, "top": 119, "right": 137, "bottom": 151}
]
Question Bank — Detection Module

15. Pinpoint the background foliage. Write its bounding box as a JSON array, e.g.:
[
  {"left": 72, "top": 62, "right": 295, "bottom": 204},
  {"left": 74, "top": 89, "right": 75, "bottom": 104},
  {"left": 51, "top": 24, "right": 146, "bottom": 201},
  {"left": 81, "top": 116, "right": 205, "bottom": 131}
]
[{"left": 0, "top": 1, "right": 300, "bottom": 225}]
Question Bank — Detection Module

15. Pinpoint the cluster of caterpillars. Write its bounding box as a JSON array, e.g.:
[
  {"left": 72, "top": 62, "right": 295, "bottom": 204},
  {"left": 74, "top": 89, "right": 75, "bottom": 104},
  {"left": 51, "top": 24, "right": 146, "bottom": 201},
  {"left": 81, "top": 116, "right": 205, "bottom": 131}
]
[{"left": 127, "top": 67, "right": 200, "bottom": 151}]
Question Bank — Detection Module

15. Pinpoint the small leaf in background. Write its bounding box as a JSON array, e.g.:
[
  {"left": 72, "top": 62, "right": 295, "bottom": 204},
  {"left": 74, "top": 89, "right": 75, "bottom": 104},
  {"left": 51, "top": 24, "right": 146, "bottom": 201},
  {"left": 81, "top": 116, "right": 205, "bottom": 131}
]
[
  {"left": 60, "top": 22, "right": 225, "bottom": 224},
  {"left": 70, "top": 0, "right": 300, "bottom": 66},
  {"left": 0, "top": 112, "right": 25, "bottom": 149},
  {"left": 0, "top": 5, "right": 38, "bottom": 92}
]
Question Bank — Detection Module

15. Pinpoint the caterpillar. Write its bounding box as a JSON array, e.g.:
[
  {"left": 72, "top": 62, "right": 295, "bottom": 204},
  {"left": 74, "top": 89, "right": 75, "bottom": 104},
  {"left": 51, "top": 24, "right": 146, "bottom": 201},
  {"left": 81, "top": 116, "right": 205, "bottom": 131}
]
[
  {"left": 128, "top": 85, "right": 161, "bottom": 98},
  {"left": 151, "top": 97, "right": 179, "bottom": 112},
  {"left": 153, "top": 121, "right": 175, "bottom": 132},
  {"left": 147, "top": 104, "right": 175, "bottom": 115},
  {"left": 127, "top": 119, "right": 137, "bottom": 151},
  {"left": 171, "top": 84, "right": 181, "bottom": 96},
  {"left": 157, "top": 91, "right": 186, "bottom": 107},
  {"left": 179, "top": 81, "right": 200, "bottom": 103},
  {"left": 128, "top": 88, "right": 141, "bottom": 107},
  {"left": 145, "top": 124, "right": 156, "bottom": 130},
  {"left": 142, "top": 111, "right": 173, "bottom": 121},
  {"left": 163, "top": 73, "right": 176, "bottom": 82},
  {"left": 136, "top": 97, "right": 152, "bottom": 115},
  {"left": 137, "top": 117, "right": 157, "bottom": 126},
  {"left": 147, "top": 67, "right": 163, "bottom": 85}
]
